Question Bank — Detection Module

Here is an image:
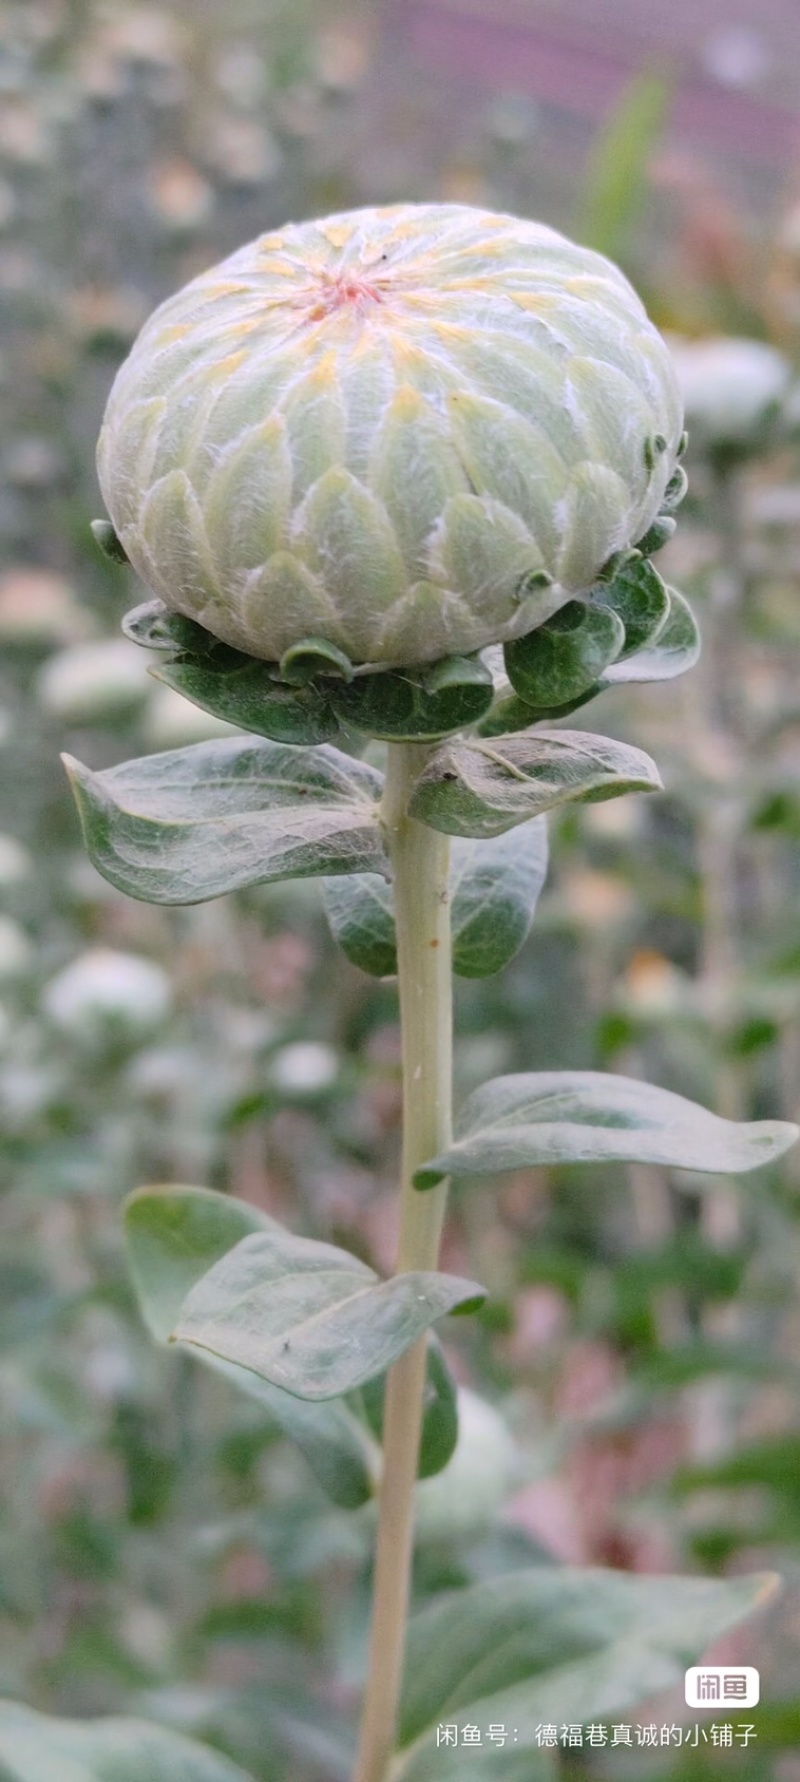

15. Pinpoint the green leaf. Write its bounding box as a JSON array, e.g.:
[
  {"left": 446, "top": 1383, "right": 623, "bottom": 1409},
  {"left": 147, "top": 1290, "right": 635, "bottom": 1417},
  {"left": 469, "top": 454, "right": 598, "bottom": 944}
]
[
  {"left": 579, "top": 70, "right": 671, "bottom": 260},
  {"left": 329, "top": 654, "right": 494, "bottom": 741},
  {"left": 361, "top": 1337, "right": 459, "bottom": 1479},
  {"left": 395, "top": 1568, "right": 775, "bottom": 1780},
  {"left": 593, "top": 556, "right": 671, "bottom": 659},
  {"left": 0, "top": 1700, "right": 255, "bottom": 1782},
  {"left": 279, "top": 636, "right": 354, "bottom": 685},
  {"left": 601, "top": 586, "right": 700, "bottom": 683},
  {"left": 63, "top": 738, "right": 386, "bottom": 905},
  {"left": 504, "top": 601, "right": 625, "bottom": 707},
  {"left": 152, "top": 658, "right": 340, "bottom": 745},
  {"left": 121, "top": 599, "right": 215, "bottom": 656},
  {"left": 449, "top": 821, "right": 548, "bottom": 976},
  {"left": 124, "top": 1186, "right": 376, "bottom": 1509},
  {"left": 408, "top": 730, "right": 661, "bottom": 839},
  {"left": 322, "top": 872, "right": 397, "bottom": 977},
  {"left": 414, "top": 1071, "right": 799, "bottom": 1188},
  {"left": 91, "top": 519, "right": 129, "bottom": 565},
  {"left": 171, "top": 1229, "right": 485, "bottom": 1400},
  {"left": 124, "top": 1184, "right": 276, "bottom": 1345},
  {"left": 322, "top": 820, "right": 548, "bottom": 979}
]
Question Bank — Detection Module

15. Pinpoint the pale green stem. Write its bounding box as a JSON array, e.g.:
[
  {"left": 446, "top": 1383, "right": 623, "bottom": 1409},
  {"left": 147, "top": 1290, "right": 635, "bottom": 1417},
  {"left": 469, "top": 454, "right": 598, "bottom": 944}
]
[{"left": 353, "top": 742, "right": 452, "bottom": 1782}]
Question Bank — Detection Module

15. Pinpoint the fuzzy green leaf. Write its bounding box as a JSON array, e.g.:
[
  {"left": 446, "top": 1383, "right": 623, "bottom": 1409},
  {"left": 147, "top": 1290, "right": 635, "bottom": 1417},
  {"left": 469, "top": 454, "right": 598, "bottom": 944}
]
[
  {"left": 360, "top": 1337, "right": 459, "bottom": 1480},
  {"left": 601, "top": 585, "right": 700, "bottom": 683},
  {"left": 0, "top": 1701, "right": 255, "bottom": 1782},
  {"left": 322, "top": 820, "right": 548, "bottom": 979},
  {"left": 124, "top": 1185, "right": 375, "bottom": 1509},
  {"left": 396, "top": 1568, "right": 776, "bottom": 1780},
  {"left": 63, "top": 738, "right": 386, "bottom": 905},
  {"left": 171, "top": 1229, "right": 484, "bottom": 1400},
  {"left": 504, "top": 601, "right": 625, "bottom": 707},
  {"left": 593, "top": 556, "right": 671, "bottom": 658},
  {"left": 329, "top": 654, "right": 494, "bottom": 741},
  {"left": 408, "top": 730, "right": 661, "bottom": 839},
  {"left": 415, "top": 1071, "right": 799, "bottom": 1188},
  {"left": 153, "top": 658, "right": 340, "bottom": 744}
]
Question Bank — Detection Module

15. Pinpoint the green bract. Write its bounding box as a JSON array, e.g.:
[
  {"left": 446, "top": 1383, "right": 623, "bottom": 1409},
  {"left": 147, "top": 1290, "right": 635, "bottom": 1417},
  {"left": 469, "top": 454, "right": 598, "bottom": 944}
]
[{"left": 97, "top": 203, "right": 683, "bottom": 670}]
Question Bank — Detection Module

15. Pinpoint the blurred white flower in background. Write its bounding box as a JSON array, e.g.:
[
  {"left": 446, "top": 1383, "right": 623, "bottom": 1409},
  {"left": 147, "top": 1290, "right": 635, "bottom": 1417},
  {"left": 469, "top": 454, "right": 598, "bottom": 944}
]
[
  {"left": 142, "top": 684, "right": 240, "bottom": 749},
  {"left": 0, "top": 835, "right": 32, "bottom": 891},
  {"left": 0, "top": 914, "right": 34, "bottom": 979},
  {"left": 668, "top": 335, "right": 792, "bottom": 451},
  {"left": 269, "top": 1040, "right": 339, "bottom": 1096},
  {"left": 36, "top": 638, "right": 152, "bottom": 724},
  {"left": 410, "top": 1389, "right": 522, "bottom": 1543},
  {"left": 43, "top": 948, "right": 172, "bottom": 1041}
]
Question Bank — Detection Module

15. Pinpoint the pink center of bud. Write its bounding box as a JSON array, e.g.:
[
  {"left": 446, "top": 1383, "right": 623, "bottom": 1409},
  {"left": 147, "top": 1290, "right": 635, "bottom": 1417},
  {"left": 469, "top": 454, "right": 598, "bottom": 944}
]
[{"left": 303, "top": 270, "right": 386, "bottom": 323}]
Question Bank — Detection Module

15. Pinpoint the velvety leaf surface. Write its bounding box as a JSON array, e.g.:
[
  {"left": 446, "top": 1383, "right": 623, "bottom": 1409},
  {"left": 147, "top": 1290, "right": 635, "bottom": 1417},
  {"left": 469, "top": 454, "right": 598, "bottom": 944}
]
[
  {"left": 0, "top": 1702, "right": 255, "bottom": 1782},
  {"left": 360, "top": 1336, "right": 459, "bottom": 1479},
  {"left": 153, "top": 658, "right": 340, "bottom": 745},
  {"left": 63, "top": 738, "right": 386, "bottom": 904},
  {"left": 322, "top": 819, "right": 548, "bottom": 979},
  {"left": 408, "top": 731, "right": 661, "bottom": 838},
  {"left": 171, "top": 1229, "right": 484, "bottom": 1400},
  {"left": 395, "top": 1569, "right": 777, "bottom": 1779},
  {"left": 124, "top": 1186, "right": 376, "bottom": 1508},
  {"left": 504, "top": 599, "right": 625, "bottom": 706},
  {"left": 593, "top": 556, "right": 671, "bottom": 658},
  {"left": 601, "top": 585, "right": 700, "bottom": 682},
  {"left": 414, "top": 1071, "right": 799, "bottom": 1187}
]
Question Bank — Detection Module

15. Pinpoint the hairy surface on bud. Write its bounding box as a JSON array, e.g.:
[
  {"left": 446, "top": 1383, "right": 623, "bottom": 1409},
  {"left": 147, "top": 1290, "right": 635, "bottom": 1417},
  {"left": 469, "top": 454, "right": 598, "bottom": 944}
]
[{"left": 98, "top": 204, "right": 683, "bottom": 668}]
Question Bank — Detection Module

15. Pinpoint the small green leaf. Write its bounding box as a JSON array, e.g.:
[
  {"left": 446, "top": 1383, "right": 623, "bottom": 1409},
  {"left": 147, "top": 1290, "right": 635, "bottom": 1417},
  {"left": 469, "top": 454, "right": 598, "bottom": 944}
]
[
  {"left": 408, "top": 730, "right": 661, "bottom": 839},
  {"left": 361, "top": 1336, "right": 459, "bottom": 1480},
  {"left": 329, "top": 654, "right": 494, "bottom": 741},
  {"left": 124, "top": 1184, "right": 275, "bottom": 1345},
  {"left": 579, "top": 69, "right": 671, "bottom": 260},
  {"left": 396, "top": 1568, "right": 777, "bottom": 1780},
  {"left": 171, "top": 1229, "right": 485, "bottom": 1400},
  {"left": 504, "top": 601, "right": 625, "bottom": 707},
  {"left": 414, "top": 1071, "right": 799, "bottom": 1188},
  {"left": 63, "top": 738, "right": 386, "bottom": 905},
  {"left": 322, "top": 820, "right": 548, "bottom": 979},
  {"left": 449, "top": 821, "right": 548, "bottom": 976},
  {"left": 279, "top": 636, "right": 354, "bottom": 685},
  {"left": 0, "top": 1700, "right": 256, "bottom": 1782},
  {"left": 593, "top": 557, "right": 671, "bottom": 659},
  {"left": 124, "top": 1186, "right": 376, "bottom": 1508},
  {"left": 601, "top": 585, "right": 700, "bottom": 683},
  {"left": 91, "top": 519, "right": 129, "bottom": 565},
  {"left": 635, "top": 513, "right": 676, "bottom": 555},
  {"left": 121, "top": 599, "right": 216, "bottom": 656},
  {"left": 153, "top": 658, "right": 340, "bottom": 745},
  {"left": 321, "top": 872, "right": 396, "bottom": 977}
]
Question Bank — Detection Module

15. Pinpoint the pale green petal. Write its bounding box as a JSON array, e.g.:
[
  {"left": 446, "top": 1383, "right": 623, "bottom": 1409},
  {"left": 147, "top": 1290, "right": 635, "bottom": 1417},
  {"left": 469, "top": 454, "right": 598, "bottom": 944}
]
[
  {"left": 137, "top": 469, "right": 219, "bottom": 611},
  {"left": 97, "top": 396, "right": 166, "bottom": 531},
  {"left": 369, "top": 387, "right": 468, "bottom": 576},
  {"left": 202, "top": 415, "right": 293, "bottom": 581},
  {"left": 556, "top": 463, "right": 632, "bottom": 589},
  {"left": 236, "top": 551, "right": 350, "bottom": 659},
  {"left": 281, "top": 359, "right": 348, "bottom": 502},
  {"left": 379, "top": 582, "right": 479, "bottom": 665},
  {"left": 428, "top": 494, "right": 550, "bottom": 623},
  {"left": 291, "top": 467, "right": 406, "bottom": 648},
  {"left": 445, "top": 391, "right": 568, "bottom": 560}
]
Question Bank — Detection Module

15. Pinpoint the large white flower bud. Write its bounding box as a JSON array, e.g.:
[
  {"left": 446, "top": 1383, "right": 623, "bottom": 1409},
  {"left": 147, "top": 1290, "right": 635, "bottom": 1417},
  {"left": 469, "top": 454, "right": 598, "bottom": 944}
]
[{"left": 98, "top": 203, "right": 683, "bottom": 669}]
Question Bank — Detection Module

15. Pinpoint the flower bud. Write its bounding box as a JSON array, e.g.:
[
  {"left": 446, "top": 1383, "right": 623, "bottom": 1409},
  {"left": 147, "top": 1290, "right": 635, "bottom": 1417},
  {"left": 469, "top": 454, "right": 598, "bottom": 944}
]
[{"left": 98, "top": 204, "right": 683, "bottom": 669}]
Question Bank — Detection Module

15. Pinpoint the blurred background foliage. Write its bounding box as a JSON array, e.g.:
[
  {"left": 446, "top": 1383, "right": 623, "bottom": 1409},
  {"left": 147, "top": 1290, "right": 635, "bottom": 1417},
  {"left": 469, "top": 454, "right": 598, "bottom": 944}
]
[{"left": 3, "top": 0, "right": 800, "bottom": 1776}]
